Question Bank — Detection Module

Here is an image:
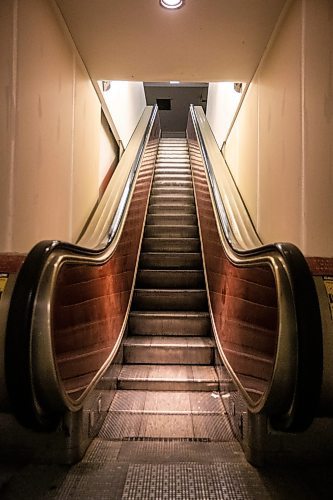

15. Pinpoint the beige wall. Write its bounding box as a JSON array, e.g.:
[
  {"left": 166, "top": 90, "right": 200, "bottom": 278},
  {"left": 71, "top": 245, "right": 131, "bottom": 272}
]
[
  {"left": 225, "top": 79, "right": 259, "bottom": 226},
  {"left": 99, "top": 81, "right": 146, "bottom": 149},
  {"left": 224, "top": 0, "right": 333, "bottom": 257},
  {"left": 72, "top": 57, "right": 101, "bottom": 240},
  {"left": 99, "top": 113, "right": 118, "bottom": 187},
  {"left": 303, "top": 0, "right": 333, "bottom": 256},
  {"left": 206, "top": 83, "right": 243, "bottom": 149},
  {"left": 0, "top": 1, "right": 16, "bottom": 250},
  {"left": 0, "top": 0, "right": 113, "bottom": 252}
]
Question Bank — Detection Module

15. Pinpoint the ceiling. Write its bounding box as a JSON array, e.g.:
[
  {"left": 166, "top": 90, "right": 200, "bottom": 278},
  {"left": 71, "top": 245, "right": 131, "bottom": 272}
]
[{"left": 56, "top": 0, "right": 287, "bottom": 82}]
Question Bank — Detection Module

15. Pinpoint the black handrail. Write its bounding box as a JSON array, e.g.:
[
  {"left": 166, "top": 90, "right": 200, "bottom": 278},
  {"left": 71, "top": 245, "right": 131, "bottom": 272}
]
[
  {"left": 270, "top": 243, "right": 322, "bottom": 432},
  {"left": 5, "top": 241, "right": 62, "bottom": 431},
  {"left": 189, "top": 105, "right": 322, "bottom": 432}
]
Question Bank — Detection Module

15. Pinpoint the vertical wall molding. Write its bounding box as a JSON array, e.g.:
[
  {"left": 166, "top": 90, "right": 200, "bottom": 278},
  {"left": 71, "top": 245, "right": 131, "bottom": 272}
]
[
  {"left": 7, "top": 0, "right": 18, "bottom": 251},
  {"left": 256, "top": 81, "right": 260, "bottom": 233},
  {"left": 300, "top": 0, "right": 306, "bottom": 252},
  {"left": 68, "top": 53, "right": 76, "bottom": 242}
]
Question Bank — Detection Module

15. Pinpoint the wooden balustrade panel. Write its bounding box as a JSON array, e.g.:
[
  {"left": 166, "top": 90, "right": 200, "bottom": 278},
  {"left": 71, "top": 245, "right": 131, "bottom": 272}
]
[
  {"left": 52, "top": 137, "right": 159, "bottom": 399},
  {"left": 307, "top": 257, "right": 333, "bottom": 276},
  {"left": 0, "top": 254, "right": 26, "bottom": 274},
  {"left": 187, "top": 136, "right": 278, "bottom": 402}
]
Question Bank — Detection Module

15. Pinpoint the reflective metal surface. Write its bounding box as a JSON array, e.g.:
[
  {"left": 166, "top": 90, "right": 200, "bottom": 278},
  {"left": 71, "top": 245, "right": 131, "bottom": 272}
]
[
  {"left": 5, "top": 106, "right": 160, "bottom": 430},
  {"left": 187, "top": 105, "right": 322, "bottom": 431}
]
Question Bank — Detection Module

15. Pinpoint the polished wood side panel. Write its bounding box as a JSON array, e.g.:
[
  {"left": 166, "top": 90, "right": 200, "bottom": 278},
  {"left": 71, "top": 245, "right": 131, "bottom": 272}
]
[
  {"left": 188, "top": 136, "right": 278, "bottom": 402},
  {"left": 307, "top": 257, "right": 333, "bottom": 276},
  {"left": 0, "top": 254, "right": 25, "bottom": 274},
  {"left": 52, "top": 138, "right": 159, "bottom": 399}
]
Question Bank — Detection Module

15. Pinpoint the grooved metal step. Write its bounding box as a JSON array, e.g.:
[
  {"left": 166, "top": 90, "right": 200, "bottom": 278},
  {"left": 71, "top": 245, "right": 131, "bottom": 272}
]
[
  {"left": 158, "top": 148, "right": 188, "bottom": 151},
  {"left": 148, "top": 204, "right": 196, "bottom": 215},
  {"left": 158, "top": 147, "right": 188, "bottom": 153},
  {"left": 132, "top": 289, "right": 208, "bottom": 311},
  {"left": 141, "top": 237, "right": 200, "bottom": 253},
  {"left": 154, "top": 172, "right": 192, "bottom": 182},
  {"left": 155, "top": 164, "right": 191, "bottom": 170},
  {"left": 139, "top": 252, "right": 202, "bottom": 270},
  {"left": 159, "top": 145, "right": 187, "bottom": 149},
  {"left": 149, "top": 195, "right": 195, "bottom": 206},
  {"left": 118, "top": 364, "right": 218, "bottom": 391},
  {"left": 146, "top": 214, "right": 197, "bottom": 225},
  {"left": 156, "top": 158, "right": 190, "bottom": 164},
  {"left": 154, "top": 168, "right": 190, "bottom": 175},
  {"left": 144, "top": 225, "right": 198, "bottom": 238},
  {"left": 136, "top": 269, "right": 205, "bottom": 289},
  {"left": 108, "top": 390, "right": 226, "bottom": 414},
  {"left": 157, "top": 157, "right": 189, "bottom": 162},
  {"left": 124, "top": 336, "right": 214, "bottom": 365},
  {"left": 151, "top": 186, "right": 194, "bottom": 196},
  {"left": 153, "top": 180, "right": 193, "bottom": 188},
  {"left": 156, "top": 158, "right": 190, "bottom": 163},
  {"left": 128, "top": 311, "right": 211, "bottom": 336},
  {"left": 157, "top": 152, "right": 189, "bottom": 157}
]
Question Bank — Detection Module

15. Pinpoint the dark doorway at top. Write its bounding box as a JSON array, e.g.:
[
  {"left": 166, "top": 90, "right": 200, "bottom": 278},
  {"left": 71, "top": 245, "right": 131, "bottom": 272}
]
[{"left": 144, "top": 82, "right": 208, "bottom": 137}]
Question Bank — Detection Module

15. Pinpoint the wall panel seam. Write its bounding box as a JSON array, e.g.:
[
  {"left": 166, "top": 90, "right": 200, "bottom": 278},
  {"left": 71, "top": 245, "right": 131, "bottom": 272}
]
[
  {"left": 69, "top": 54, "right": 75, "bottom": 242},
  {"left": 301, "top": 0, "right": 306, "bottom": 252},
  {"left": 8, "top": 0, "right": 19, "bottom": 251}
]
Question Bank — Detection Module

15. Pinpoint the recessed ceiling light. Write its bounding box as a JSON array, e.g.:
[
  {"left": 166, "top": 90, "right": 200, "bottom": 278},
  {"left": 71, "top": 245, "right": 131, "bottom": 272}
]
[
  {"left": 170, "top": 81, "right": 180, "bottom": 84},
  {"left": 160, "top": 0, "right": 184, "bottom": 10}
]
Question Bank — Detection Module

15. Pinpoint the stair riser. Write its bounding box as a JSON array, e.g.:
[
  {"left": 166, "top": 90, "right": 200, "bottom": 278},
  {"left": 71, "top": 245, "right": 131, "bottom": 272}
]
[
  {"left": 154, "top": 168, "right": 190, "bottom": 174},
  {"left": 132, "top": 291, "right": 208, "bottom": 311},
  {"left": 139, "top": 253, "right": 202, "bottom": 269},
  {"left": 156, "top": 158, "right": 190, "bottom": 163},
  {"left": 149, "top": 195, "right": 195, "bottom": 206},
  {"left": 153, "top": 181, "right": 193, "bottom": 189},
  {"left": 146, "top": 214, "right": 197, "bottom": 226},
  {"left": 136, "top": 270, "right": 204, "bottom": 289},
  {"left": 156, "top": 166, "right": 190, "bottom": 171},
  {"left": 144, "top": 225, "right": 198, "bottom": 238},
  {"left": 124, "top": 346, "right": 213, "bottom": 365},
  {"left": 154, "top": 172, "right": 191, "bottom": 178},
  {"left": 148, "top": 205, "right": 196, "bottom": 215},
  {"left": 157, "top": 151, "right": 189, "bottom": 155},
  {"left": 157, "top": 151, "right": 188, "bottom": 154},
  {"left": 141, "top": 238, "right": 200, "bottom": 253},
  {"left": 154, "top": 173, "right": 191, "bottom": 179},
  {"left": 128, "top": 314, "right": 211, "bottom": 336},
  {"left": 157, "top": 152, "right": 189, "bottom": 157},
  {"left": 151, "top": 187, "right": 193, "bottom": 196},
  {"left": 154, "top": 174, "right": 191, "bottom": 181},
  {"left": 157, "top": 154, "right": 189, "bottom": 158}
]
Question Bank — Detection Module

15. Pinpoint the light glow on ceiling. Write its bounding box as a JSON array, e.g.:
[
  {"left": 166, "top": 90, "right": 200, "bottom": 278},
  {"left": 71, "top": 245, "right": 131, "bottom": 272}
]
[{"left": 160, "top": 0, "right": 184, "bottom": 10}]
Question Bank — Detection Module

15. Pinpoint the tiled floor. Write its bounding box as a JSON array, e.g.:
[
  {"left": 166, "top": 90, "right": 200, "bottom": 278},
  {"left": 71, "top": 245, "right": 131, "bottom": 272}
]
[{"left": 1, "top": 391, "right": 333, "bottom": 499}]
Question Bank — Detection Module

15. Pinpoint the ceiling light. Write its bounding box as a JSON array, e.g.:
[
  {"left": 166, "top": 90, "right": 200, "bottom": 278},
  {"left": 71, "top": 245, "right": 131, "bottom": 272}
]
[
  {"left": 160, "top": 0, "right": 184, "bottom": 10},
  {"left": 170, "top": 81, "right": 180, "bottom": 84}
]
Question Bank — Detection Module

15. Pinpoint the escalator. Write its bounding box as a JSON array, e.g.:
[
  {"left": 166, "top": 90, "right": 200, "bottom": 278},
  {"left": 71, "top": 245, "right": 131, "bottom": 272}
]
[
  {"left": 187, "top": 106, "right": 323, "bottom": 434},
  {"left": 119, "top": 137, "right": 215, "bottom": 394},
  {"left": 0, "top": 104, "right": 327, "bottom": 471}
]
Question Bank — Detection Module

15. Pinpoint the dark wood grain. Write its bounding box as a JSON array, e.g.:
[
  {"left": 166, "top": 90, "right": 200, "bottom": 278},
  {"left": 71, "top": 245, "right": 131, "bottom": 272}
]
[
  {"left": 187, "top": 120, "right": 278, "bottom": 402},
  {"left": 52, "top": 134, "right": 159, "bottom": 400}
]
